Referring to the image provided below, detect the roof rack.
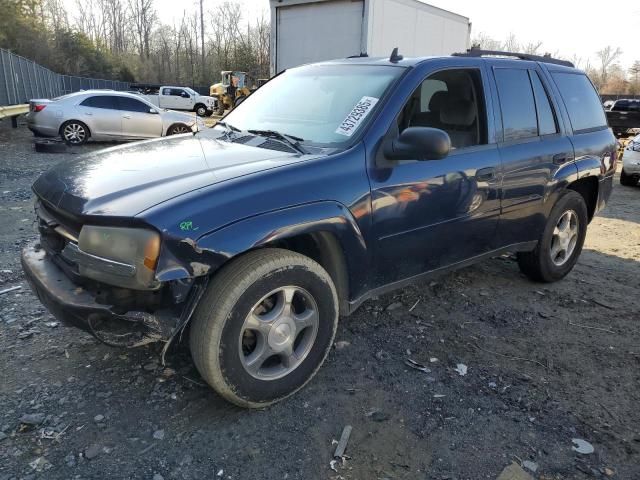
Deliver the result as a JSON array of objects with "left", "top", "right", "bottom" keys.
[{"left": 452, "top": 47, "right": 574, "bottom": 68}]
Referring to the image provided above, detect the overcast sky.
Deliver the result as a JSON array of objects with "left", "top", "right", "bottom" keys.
[{"left": 149, "top": 0, "right": 638, "bottom": 69}]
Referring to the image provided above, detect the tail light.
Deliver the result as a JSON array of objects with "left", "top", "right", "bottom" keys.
[{"left": 32, "top": 104, "right": 46, "bottom": 112}]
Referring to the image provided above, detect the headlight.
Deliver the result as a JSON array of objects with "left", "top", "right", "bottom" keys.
[{"left": 77, "top": 226, "right": 161, "bottom": 289}]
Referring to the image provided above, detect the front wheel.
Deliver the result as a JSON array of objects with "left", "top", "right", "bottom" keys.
[
  {"left": 195, "top": 104, "right": 208, "bottom": 117},
  {"left": 167, "top": 123, "right": 191, "bottom": 135},
  {"left": 189, "top": 249, "right": 339, "bottom": 408},
  {"left": 517, "top": 191, "right": 588, "bottom": 282}
]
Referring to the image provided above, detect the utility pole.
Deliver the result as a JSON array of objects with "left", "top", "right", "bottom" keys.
[{"left": 200, "top": 0, "right": 205, "bottom": 84}]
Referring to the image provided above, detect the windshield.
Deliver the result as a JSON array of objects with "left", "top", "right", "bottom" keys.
[
  {"left": 184, "top": 87, "right": 198, "bottom": 96},
  {"left": 223, "top": 64, "right": 404, "bottom": 145}
]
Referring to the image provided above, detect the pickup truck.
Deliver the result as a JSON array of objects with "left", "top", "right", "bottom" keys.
[
  {"left": 605, "top": 98, "right": 640, "bottom": 136},
  {"left": 22, "top": 49, "right": 616, "bottom": 408},
  {"left": 134, "top": 85, "right": 217, "bottom": 117}
]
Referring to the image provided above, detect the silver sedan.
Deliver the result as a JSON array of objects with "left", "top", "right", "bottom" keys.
[{"left": 26, "top": 90, "right": 205, "bottom": 145}]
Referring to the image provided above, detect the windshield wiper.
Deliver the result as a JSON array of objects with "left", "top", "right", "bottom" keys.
[
  {"left": 247, "top": 129, "right": 307, "bottom": 155},
  {"left": 215, "top": 121, "right": 241, "bottom": 139}
]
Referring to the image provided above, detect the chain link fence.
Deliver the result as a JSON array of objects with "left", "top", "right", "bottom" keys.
[{"left": 0, "top": 48, "right": 130, "bottom": 106}]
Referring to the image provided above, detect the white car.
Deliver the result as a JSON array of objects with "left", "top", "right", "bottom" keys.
[
  {"left": 621, "top": 134, "right": 640, "bottom": 186},
  {"left": 140, "top": 86, "right": 218, "bottom": 117},
  {"left": 27, "top": 91, "right": 205, "bottom": 145}
]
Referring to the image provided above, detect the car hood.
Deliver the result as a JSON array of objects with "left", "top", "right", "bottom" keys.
[{"left": 32, "top": 133, "right": 303, "bottom": 218}]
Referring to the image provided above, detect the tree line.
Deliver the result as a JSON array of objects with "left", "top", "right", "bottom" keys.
[
  {"left": 473, "top": 33, "right": 640, "bottom": 95},
  {"left": 0, "top": 0, "right": 270, "bottom": 87},
  {"left": 1, "top": 1, "right": 638, "bottom": 95}
]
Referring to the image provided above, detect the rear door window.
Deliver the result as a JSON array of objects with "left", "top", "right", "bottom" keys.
[
  {"left": 529, "top": 71, "right": 558, "bottom": 136},
  {"left": 118, "top": 97, "right": 152, "bottom": 113},
  {"left": 551, "top": 73, "right": 607, "bottom": 133},
  {"left": 80, "top": 95, "right": 118, "bottom": 110},
  {"left": 494, "top": 68, "right": 538, "bottom": 141}
]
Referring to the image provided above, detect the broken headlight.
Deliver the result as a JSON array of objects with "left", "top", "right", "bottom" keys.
[{"left": 77, "top": 226, "right": 161, "bottom": 290}]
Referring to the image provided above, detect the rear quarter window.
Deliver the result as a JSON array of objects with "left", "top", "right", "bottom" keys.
[{"left": 552, "top": 73, "right": 607, "bottom": 133}]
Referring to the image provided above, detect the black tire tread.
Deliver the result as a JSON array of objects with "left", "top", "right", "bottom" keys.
[{"left": 189, "top": 248, "right": 338, "bottom": 408}]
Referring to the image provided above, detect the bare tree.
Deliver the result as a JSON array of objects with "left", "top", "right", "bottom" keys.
[
  {"left": 129, "top": 0, "right": 155, "bottom": 58},
  {"left": 200, "top": 0, "right": 205, "bottom": 83},
  {"left": 596, "top": 46, "right": 622, "bottom": 88},
  {"left": 471, "top": 33, "right": 501, "bottom": 51},
  {"left": 503, "top": 33, "right": 519, "bottom": 52},
  {"left": 522, "top": 41, "right": 542, "bottom": 55}
]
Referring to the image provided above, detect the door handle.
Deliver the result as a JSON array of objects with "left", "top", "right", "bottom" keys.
[
  {"left": 476, "top": 167, "right": 496, "bottom": 181},
  {"left": 122, "top": 115, "right": 131, "bottom": 119},
  {"left": 553, "top": 153, "right": 570, "bottom": 164},
  {"left": 84, "top": 112, "right": 92, "bottom": 116}
]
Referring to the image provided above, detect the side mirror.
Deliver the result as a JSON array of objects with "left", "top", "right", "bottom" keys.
[
  {"left": 149, "top": 108, "right": 159, "bottom": 114},
  {"left": 384, "top": 127, "right": 451, "bottom": 161}
]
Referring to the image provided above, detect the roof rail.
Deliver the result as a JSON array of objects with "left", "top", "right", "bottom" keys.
[{"left": 452, "top": 47, "right": 574, "bottom": 68}]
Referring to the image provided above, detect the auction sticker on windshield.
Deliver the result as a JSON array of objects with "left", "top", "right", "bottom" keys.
[{"left": 335, "top": 96, "right": 379, "bottom": 137}]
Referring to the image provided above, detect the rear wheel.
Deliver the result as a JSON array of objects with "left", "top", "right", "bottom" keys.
[
  {"left": 517, "top": 191, "right": 588, "bottom": 282},
  {"left": 189, "top": 249, "right": 339, "bottom": 408},
  {"left": 167, "top": 123, "right": 191, "bottom": 135},
  {"left": 60, "top": 120, "right": 89, "bottom": 145},
  {"left": 620, "top": 169, "right": 637, "bottom": 186}
]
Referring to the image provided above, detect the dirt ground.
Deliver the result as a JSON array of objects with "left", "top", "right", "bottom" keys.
[{"left": 0, "top": 120, "right": 639, "bottom": 480}]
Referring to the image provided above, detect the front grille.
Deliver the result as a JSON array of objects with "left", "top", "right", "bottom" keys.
[{"left": 35, "top": 200, "right": 81, "bottom": 257}]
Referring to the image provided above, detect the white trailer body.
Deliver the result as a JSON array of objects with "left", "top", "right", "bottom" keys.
[{"left": 270, "top": 0, "right": 470, "bottom": 75}]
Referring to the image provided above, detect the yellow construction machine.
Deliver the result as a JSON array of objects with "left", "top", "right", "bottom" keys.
[{"left": 209, "top": 71, "right": 252, "bottom": 115}]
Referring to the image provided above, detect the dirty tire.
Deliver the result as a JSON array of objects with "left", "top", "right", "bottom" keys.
[
  {"left": 620, "top": 169, "right": 637, "bottom": 186},
  {"left": 34, "top": 139, "right": 68, "bottom": 153},
  {"left": 167, "top": 123, "right": 191, "bottom": 136},
  {"left": 517, "top": 190, "right": 588, "bottom": 282},
  {"left": 189, "top": 249, "right": 339, "bottom": 408}
]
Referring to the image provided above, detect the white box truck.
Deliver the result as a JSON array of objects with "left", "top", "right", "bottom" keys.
[{"left": 269, "top": 0, "right": 470, "bottom": 75}]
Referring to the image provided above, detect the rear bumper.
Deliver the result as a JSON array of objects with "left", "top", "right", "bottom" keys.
[
  {"left": 26, "top": 122, "right": 58, "bottom": 138},
  {"left": 21, "top": 242, "right": 176, "bottom": 347}
]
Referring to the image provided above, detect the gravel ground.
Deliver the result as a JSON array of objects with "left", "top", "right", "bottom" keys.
[{"left": 1, "top": 119, "right": 639, "bottom": 480}]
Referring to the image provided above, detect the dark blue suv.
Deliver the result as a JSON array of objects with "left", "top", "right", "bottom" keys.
[{"left": 22, "top": 49, "right": 616, "bottom": 407}]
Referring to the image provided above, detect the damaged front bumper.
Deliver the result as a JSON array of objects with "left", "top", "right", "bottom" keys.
[{"left": 21, "top": 241, "right": 200, "bottom": 348}]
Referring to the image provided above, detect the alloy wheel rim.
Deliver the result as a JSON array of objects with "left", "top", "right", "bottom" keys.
[
  {"left": 197, "top": 107, "right": 206, "bottom": 115},
  {"left": 239, "top": 286, "right": 319, "bottom": 380},
  {"left": 63, "top": 123, "right": 85, "bottom": 143},
  {"left": 550, "top": 209, "right": 579, "bottom": 266},
  {"left": 173, "top": 125, "right": 189, "bottom": 134}
]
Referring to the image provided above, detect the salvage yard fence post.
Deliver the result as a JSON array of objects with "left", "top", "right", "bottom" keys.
[{"left": 0, "top": 48, "right": 130, "bottom": 106}]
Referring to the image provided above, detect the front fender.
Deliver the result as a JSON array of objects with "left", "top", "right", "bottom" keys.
[{"left": 155, "top": 201, "right": 370, "bottom": 301}]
